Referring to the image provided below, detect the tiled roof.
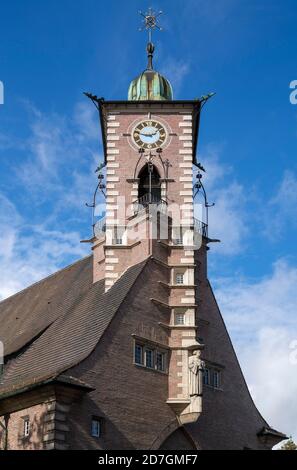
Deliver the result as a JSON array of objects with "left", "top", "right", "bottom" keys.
[
  {"left": 0, "top": 256, "right": 148, "bottom": 397},
  {"left": 0, "top": 255, "right": 93, "bottom": 357}
]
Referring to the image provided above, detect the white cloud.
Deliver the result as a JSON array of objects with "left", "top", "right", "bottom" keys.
[
  {"left": 18, "top": 100, "right": 99, "bottom": 198},
  {"left": 242, "top": 327, "right": 297, "bottom": 443},
  {"left": 207, "top": 181, "right": 247, "bottom": 254},
  {"left": 214, "top": 259, "right": 297, "bottom": 440},
  {"left": 73, "top": 101, "right": 100, "bottom": 142},
  {"left": 160, "top": 58, "right": 190, "bottom": 96},
  {"left": 0, "top": 99, "right": 100, "bottom": 299},
  {"left": 0, "top": 196, "right": 88, "bottom": 300},
  {"left": 272, "top": 170, "right": 297, "bottom": 212},
  {"left": 1, "top": 95, "right": 296, "bottom": 448},
  {"left": 262, "top": 170, "right": 297, "bottom": 241},
  {"left": 196, "top": 146, "right": 248, "bottom": 254}
]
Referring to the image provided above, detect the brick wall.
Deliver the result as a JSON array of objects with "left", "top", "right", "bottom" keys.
[
  {"left": 0, "top": 403, "right": 47, "bottom": 450},
  {"left": 66, "top": 253, "right": 269, "bottom": 450}
]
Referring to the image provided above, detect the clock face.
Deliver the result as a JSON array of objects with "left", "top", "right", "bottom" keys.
[{"left": 132, "top": 120, "right": 167, "bottom": 149}]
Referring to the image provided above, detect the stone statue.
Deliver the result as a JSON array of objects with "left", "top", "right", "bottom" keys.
[{"left": 188, "top": 350, "right": 205, "bottom": 396}]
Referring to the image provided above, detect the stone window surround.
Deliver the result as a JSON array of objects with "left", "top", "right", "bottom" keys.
[
  {"left": 171, "top": 307, "right": 195, "bottom": 327},
  {"left": 171, "top": 267, "right": 194, "bottom": 286}
]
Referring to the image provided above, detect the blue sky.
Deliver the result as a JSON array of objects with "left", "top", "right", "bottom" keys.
[{"left": 1, "top": 0, "right": 297, "bottom": 443}]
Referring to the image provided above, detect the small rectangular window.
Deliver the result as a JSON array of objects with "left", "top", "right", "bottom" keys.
[
  {"left": 172, "top": 227, "right": 183, "bottom": 245},
  {"left": 134, "top": 343, "right": 143, "bottom": 365},
  {"left": 175, "top": 273, "right": 184, "bottom": 285},
  {"left": 213, "top": 370, "right": 220, "bottom": 388},
  {"left": 113, "top": 226, "right": 124, "bottom": 245},
  {"left": 203, "top": 368, "right": 210, "bottom": 386},
  {"left": 91, "top": 417, "right": 101, "bottom": 438},
  {"left": 145, "top": 348, "right": 154, "bottom": 368},
  {"left": 23, "top": 418, "right": 30, "bottom": 437},
  {"left": 175, "top": 313, "right": 185, "bottom": 325},
  {"left": 156, "top": 351, "right": 165, "bottom": 372}
]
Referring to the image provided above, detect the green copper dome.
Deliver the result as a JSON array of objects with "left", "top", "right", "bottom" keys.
[{"left": 128, "top": 43, "right": 173, "bottom": 101}]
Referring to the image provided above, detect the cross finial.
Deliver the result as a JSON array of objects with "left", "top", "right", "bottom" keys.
[{"left": 139, "top": 8, "right": 163, "bottom": 43}]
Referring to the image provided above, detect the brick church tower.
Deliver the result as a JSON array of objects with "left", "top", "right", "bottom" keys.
[
  {"left": 86, "top": 26, "right": 212, "bottom": 425},
  {"left": 0, "top": 10, "right": 286, "bottom": 450}
]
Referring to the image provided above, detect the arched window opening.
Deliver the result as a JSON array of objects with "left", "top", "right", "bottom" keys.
[{"left": 138, "top": 164, "right": 161, "bottom": 204}]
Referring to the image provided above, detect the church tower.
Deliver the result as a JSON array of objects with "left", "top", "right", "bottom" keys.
[
  {"left": 85, "top": 10, "right": 213, "bottom": 426},
  {"left": 0, "top": 10, "right": 286, "bottom": 450}
]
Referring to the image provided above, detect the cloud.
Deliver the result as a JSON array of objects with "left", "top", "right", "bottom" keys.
[
  {"left": 5, "top": 99, "right": 104, "bottom": 239},
  {"left": 0, "top": 101, "right": 101, "bottom": 299},
  {"left": 1, "top": 94, "right": 296, "bottom": 446},
  {"left": 18, "top": 100, "right": 100, "bottom": 197},
  {"left": 213, "top": 259, "right": 297, "bottom": 440},
  {"left": 207, "top": 181, "right": 247, "bottom": 254},
  {"left": 262, "top": 170, "right": 297, "bottom": 241},
  {"left": 241, "top": 327, "right": 297, "bottom": 443},
  {"left": 160, "top": 58, "right": 190, "bottom": 96},
  {"left": 0, "top": 194, "right": 20, "bottom": 264},
  {"left": 73, "top": 101, "right": 100, "bottom": 142},
  {"left": 195, "top": 146, "right": 248, "bottom": 255},
  {"left": 0, "top": 194, "right": 88, "bottom": 300}
]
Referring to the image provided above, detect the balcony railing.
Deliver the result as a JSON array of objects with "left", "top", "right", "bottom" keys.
[
  {"left": 133, "top": 194, "right": 168, "bottom": 215},
  {"left": 193, "top": 218, "right": 208, "bottom": 238},
  {"left": 93, "top": 216, "right": 106, "bottom": 238},
  {"left": 93, "top": 215, "right": 208, "bottom": 240}
]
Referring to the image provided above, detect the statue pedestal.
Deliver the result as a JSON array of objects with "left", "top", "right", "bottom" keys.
[
  {"left": 166, "top": 398, "right": 191, "bottom": 415},
  {"left": 179, "top": 395, "right": 202, "bottom": 425}
]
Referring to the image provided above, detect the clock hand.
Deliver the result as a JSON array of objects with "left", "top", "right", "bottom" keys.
[{"left": 140, "top": 130, "right": 158, "bottom": 137}]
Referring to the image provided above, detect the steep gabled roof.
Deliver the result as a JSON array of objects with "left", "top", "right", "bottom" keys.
[
  {"left": 0, "top": 256, "right": 93, "bottom": 357},
  {"left": 0, "top": 256, "right": 148, "bottom": 398}
]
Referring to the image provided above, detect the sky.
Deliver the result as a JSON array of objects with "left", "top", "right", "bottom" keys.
[{"left": 0, "top": 0, "right": 297, "bottom": 445}]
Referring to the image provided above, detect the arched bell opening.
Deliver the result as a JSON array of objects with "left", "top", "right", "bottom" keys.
[{"left": 138, "top": 164, "right": 161, "bottom": 204}]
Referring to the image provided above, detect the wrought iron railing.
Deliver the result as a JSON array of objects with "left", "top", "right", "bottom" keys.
[
  {"left": 193, "top": 218, "right": 208, "bottom": 238},
  {"left": 93, "top": 216, "right": 106, "bottom": 238},
  {"left": 93, "top": 214, "right": 207, "bottom": 240},
  {"left": 133, "top": 193, "right": 168, "bottom": 214}
]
